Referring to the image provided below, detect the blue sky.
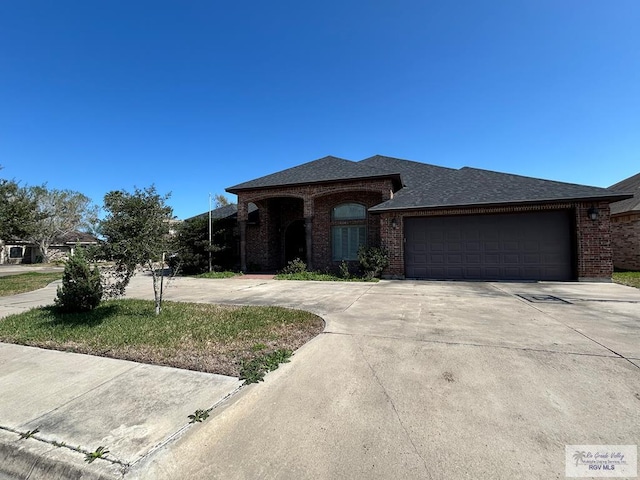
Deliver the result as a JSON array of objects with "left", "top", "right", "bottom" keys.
[{"left": 1, "top": 1, "right": 638, "bottom": 219}]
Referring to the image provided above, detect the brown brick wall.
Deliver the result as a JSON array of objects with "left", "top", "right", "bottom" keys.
[
  {"left": 238, "top": 179, "right": 393, "bottom": 271},
  {"left": 611, "top": 213, "right": 640, "bottom": 270},
  {"left": 574, "top": 201, "right": 612, "bottom": 279},
  {"left": 312, "top": 190, "right": 383, "bottom": 270}
]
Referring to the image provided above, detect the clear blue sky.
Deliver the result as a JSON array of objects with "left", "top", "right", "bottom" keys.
[{"left": 1, "top": 1, "right": 638, "bottom": 219}]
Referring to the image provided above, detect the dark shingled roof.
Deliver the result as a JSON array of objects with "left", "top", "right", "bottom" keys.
[
  {"left": 609, "top": 172, "right": 640, "bottom": 215},
  {"left": 226, "top": 154, "right": 630, "bottom": 211},
  {"left": 227, "top": 155, "right": 401, "bottom": 192},
  {"left": 186, "top": 203, "right": 258, "bottom": 222},
  {"left": 370, "top": 166, "right": 629, "bottom": 211}
]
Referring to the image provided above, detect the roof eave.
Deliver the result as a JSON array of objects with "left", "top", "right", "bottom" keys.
[
  {"left": 226, "top": 173, "right": 402, "bottom": 194},
  {"left": 368, "top": 193, "right": 634, "bottom": 213}
]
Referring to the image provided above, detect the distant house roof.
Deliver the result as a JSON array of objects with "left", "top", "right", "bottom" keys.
[
  {"left": 226, "top": 154, "right": 629, "bottom": 211},
  {"left": 226, "top": 155, "right": 402, "bottom": 192},
  {"left": 609, "top": 172, "right": 640, "bottom": 215},
  {"left": 53, "top": 231, "right": 99, "bottom": 245},
  {"left": 186, "top": 203, "right": 258, "bottom": 222}
]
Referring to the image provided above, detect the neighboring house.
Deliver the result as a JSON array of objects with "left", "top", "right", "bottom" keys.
[
  {"left": 226, "top": 155, "right": 630, "bottom": 281},
  {"left": 609, "top": 172, "right": 640, "bottom": 271},
  {"left": 0, "top": 231, "right": 99, "bottom": 265}
]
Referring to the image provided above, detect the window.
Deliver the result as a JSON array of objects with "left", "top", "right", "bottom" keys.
[
  {"left": 332, "top": 225, "right": 366, "bottom": 261},
  {"left": 9, "top": 247, "right": 23, "bottom": 259},
  {"left": 332, "top": 203, "right": 366, "bottom": 221},
  {"left": 331, "top": 203, "right": 367, "bottom": 261}
]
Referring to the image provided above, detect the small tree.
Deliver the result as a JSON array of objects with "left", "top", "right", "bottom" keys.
[
  {"left": 358, "top": 246, "right": 390, "bottom": 280},
  {"left": 55, "top": 248, "right": 103, "bottom": 313},
  {"left": 100, "top": 186, "right": 173, "bottom": 315}
]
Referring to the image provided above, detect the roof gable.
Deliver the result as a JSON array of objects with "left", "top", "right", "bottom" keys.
[
  {"left": 227, "top": 155, "right": 399, "bottom": 192},
  {"left": 609, "top": 172, "right": 640, "bottom": 215}
]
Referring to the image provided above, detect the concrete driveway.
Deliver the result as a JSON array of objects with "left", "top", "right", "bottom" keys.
[{"left": 121, "top": 277, "right": 640, "bottom": 480}]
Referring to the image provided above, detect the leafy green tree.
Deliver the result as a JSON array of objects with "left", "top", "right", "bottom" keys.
[
  {"left": 100, "top": 186, "right": 173, "bottom": 314},
  {"left": 55, "top": 248, "right": 103, "bottom": 313},
  {"left": 28, "top": 186, "right": 98, "bottom": 263},
  {"left": 0, "top": 176, "right": 39, "bottom": 241},
  {"left": 169, "top": 215, "right": 230, "bottom": 275}
]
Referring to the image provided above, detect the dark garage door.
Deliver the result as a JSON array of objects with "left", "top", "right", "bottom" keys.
[{"left": 404, "top": 211, "right": 573, "bottom": 280}]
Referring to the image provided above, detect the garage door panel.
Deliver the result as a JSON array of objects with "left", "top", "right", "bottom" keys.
[{"left": 405, "top": 211, "right": 573, "bottom": 281}]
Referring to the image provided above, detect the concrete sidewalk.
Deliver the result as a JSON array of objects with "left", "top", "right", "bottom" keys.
[{"left": 0, "top": 343, "right": 241, "bottom": 479}]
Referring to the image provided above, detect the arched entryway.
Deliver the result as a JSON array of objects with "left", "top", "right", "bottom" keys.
[{"left": 285, "top": 219, "right": 307, "bottom": 264}]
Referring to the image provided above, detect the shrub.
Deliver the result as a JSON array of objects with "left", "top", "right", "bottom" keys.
[
  {"left": 358, "top": 246, "right": 389, "bottom": 280},
  {"left": 55, "top": 249, "right": 103, "bottom": 313},
  {"left": 280, "top": 258, "right": 307, "bottom": 275},
  {"left": 338, "top": 260, "right": 350, "bottom": 279}
]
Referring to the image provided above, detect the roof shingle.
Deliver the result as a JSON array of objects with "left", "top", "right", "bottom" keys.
[{"left": 609, "top": 172, "right": 640, "bottom": 215}]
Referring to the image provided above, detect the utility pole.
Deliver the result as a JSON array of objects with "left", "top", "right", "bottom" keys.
[{"left": 208, "top": 193, "right": 212, "bottom": 272}]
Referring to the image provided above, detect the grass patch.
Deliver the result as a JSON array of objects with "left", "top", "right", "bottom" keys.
[
  {"left": 194, "top": 271, "right": 238, "bottom": 279},
  {"left": 0, "top": 272, "right": 63, "bottom": 297},
  {"left": 275, "top": 271, "right": 378, "bottom": 282},
  {"left": 0, "top": 299, "right": 323, "bottom": 377},
  {"left": 612, "top": 271, "right": 640, "bottom": 289}
]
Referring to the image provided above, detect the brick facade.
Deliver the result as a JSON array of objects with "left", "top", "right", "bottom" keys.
[
  {"left": 235, "top": 179, "right": 615, "bottom": 280},
  {"left": 611, "top": 213, "right": 640, "bottom": 270},
  {"left": 237, "top": 179, "right": 393, "bottom": 271}
]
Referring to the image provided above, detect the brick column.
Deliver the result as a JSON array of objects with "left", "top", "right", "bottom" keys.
[
  {"left": 305, "top": 217, "right": 313, "bottom": 270},
  {"left": 575, "top": 201, "right": 613, "bottom": 281},
  {"left": 303, "top": 198, "right": 314, "bottom": 270},
  {"left": 237, "top": 201, "right": 248, "bottom": 272}
]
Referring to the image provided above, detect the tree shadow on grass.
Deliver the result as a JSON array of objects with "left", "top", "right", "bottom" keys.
[{"left": 43, "top": 304, "right": 120, "bottom": 328}]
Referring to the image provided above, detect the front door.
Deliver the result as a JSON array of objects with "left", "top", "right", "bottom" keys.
[{"left": 285, "top": 219, "right": 307, "bottom": 265}]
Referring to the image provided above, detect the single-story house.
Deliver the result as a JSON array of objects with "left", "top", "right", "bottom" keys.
[
  {"left": 609, "top": 172, "right": 640, "bottom": 271},
  {"left": 226, "top": 155, "right": 631, "bottom": 281},
  {"left": 0, "top": 231, "right": 99, "bottom": 265}
]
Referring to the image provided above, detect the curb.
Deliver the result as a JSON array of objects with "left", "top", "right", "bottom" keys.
[{"left": 0, "top": 430, "right": 124, "bottom": 480}]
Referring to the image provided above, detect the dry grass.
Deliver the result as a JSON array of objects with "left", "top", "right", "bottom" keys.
[
  {"left": 0, "top": 272, "right": 62, "bottom": 296},
  {"left": 0, "top": 299, "right": 324, "bottom": 377}
]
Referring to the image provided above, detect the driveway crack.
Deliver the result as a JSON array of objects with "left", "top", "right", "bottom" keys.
[
  {"left": 353, "top": 336, "right": 433, "bottom": 479},
  {"left": 342, "top": 284, "right": 376, "bottom": 312}
]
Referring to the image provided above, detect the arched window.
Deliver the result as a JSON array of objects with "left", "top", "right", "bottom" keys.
[
  {"left": 332, "top": 203, "right": 366, "bottom": 221},
  {"left": 332, "top": 203, "right": 366, "bottom": 261}
]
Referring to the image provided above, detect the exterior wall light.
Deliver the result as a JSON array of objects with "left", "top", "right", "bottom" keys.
[
  {"left": 391, "top": 217, "right": 398, "bottom": 229},
  {"left": 587, "top": 206, "right": 599, "bottom": 221}
]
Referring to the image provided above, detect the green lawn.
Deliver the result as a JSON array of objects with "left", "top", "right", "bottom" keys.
[
  {"left": 612, "top": 271, "right": 640, "bottom": 289},
  {"left": 194, "top": 271, "right": 238, "bottom": 279},
  {"left": 0, "top": 299, "right": 323, "bottom": 377},
  {"left": 0, "top": 272, "right": 63, "bottom": 296},
  {"left": 275, "top": 271, "right": 378, "bottom": 282}
]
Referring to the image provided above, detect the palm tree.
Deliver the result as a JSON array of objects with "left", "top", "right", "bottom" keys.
[{"left": 573, "top": 451, "right": 587, "bottom": 467}]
